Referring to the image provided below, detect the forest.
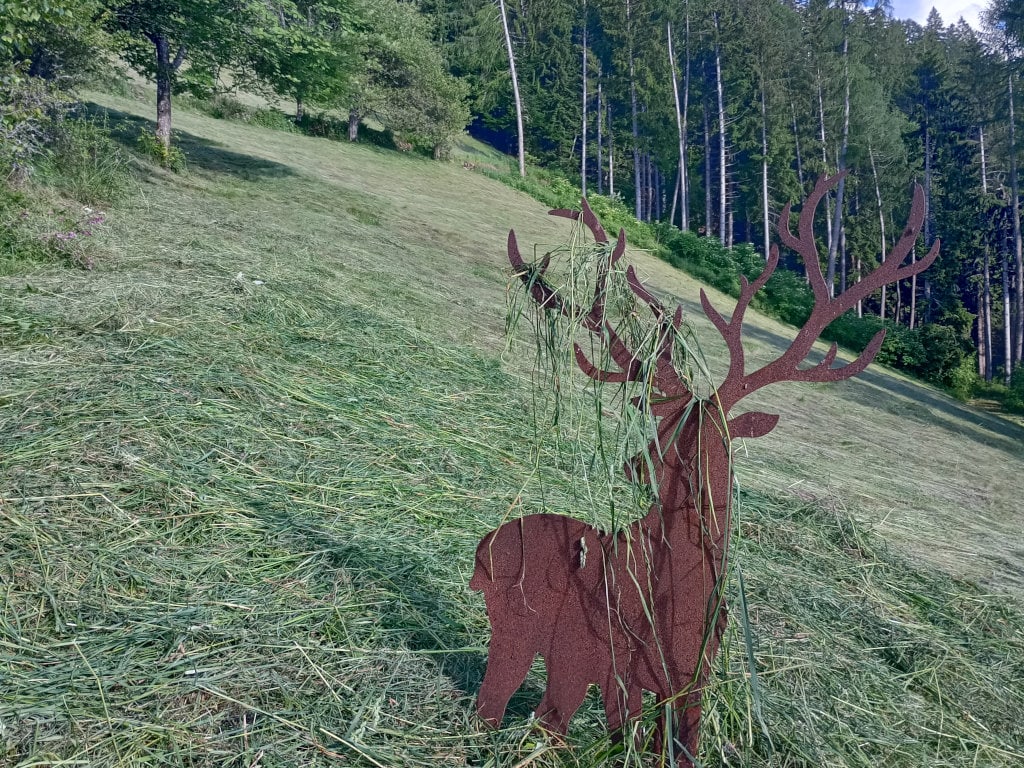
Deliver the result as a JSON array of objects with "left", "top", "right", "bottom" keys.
[{"left": 4, "top": 0, "right": 1024, "bottom": 408}]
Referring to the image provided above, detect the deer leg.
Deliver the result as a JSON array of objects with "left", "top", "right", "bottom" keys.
[
  {"left": 533, "top": 653, "right": 592, "bottom": 736},
  {"left": 476, "top": 629, "right": 537, "bottom": 728},
  {"left": 601, "top": 676, "right": 642, "bottom": 744}
]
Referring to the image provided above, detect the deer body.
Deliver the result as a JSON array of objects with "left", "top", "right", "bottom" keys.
[
  {"left": 472, "top": 405, "right": 775, "bottom": 750},
  {"left": 473, "top": 175, "right": 937, "bottom": 765}
]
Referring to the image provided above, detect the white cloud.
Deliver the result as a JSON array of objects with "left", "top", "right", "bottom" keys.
[{"left": 890, "top": 0, "right": 985, "bottom": 29}]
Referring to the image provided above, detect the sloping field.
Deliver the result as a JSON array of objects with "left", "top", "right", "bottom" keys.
[{"left": 1, "top": 90, "right": 1023, "bottom": 767}]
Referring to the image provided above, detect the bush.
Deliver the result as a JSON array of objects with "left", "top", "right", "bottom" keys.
[
  {"left": 0, "top": 69, "right": 70, "bottom": 181},
  {"left": 135, "top": 129, "right": 186, "bottom": 172},
  {"left": 249, "top": 107, "right": 297, "bottom": 132}
]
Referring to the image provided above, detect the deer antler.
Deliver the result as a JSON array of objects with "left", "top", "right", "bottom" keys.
[
  {"left": 707, "top": 173, "right": 939, "bottom": 411},
  {"left": 508, "top": 199, "right": 686, "bottom": 394}
]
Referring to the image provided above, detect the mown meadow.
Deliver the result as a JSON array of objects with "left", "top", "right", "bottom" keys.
[{"left": 2, "top": 88, "right": 1024, "bottom": 767}]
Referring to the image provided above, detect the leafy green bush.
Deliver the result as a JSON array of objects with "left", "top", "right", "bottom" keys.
[
  {"left": 135, "top": 129, "right": 185, "bottom": 172},
  {"left": 295, "top": 111, "right": 348, "bottom": 140},
  {"left": 0, "top": 69, "right": 70, "bottom": 180},
  {"left": 249, "top": 107, "right": 297, "bottom": 132}
]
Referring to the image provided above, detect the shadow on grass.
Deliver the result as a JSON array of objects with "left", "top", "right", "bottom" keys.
[
  {"left": 82, "top": 103, "right": 296, "bottom": 180},
  {"left": 249, "top": 501, "right": 541, "bottom": 723}
]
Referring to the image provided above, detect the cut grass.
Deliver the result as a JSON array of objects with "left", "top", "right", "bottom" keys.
[{"left": 1, "top": 85, "right": 1023, "bottom": 766}]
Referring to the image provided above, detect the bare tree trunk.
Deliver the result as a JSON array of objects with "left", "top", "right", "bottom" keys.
[
  {"left": 980, "top": 124, "right": 993, "bottom": 381},
  {"left": 682, "top": 5, "right": 691, "bottom": 230},
  {"left": 817, "top": 74, "right": 833, "bottom": 254},
  {"left": 498, "top": 0, "right": 526, "bottom": 177},
  {"left": 669, "top": 21, "right": 686, "bottom": 229},
  {"left": 151, "top": 34, "right": 186, "bottom": 150},
  {"left": 826, "top": 26, "right": 850, "bottom": 298},
  {"left": 295, "top": 96, "right": 304, "bottom": 122},
  {"left": 1004, "top": 248, "right": 1014, "bottom": 384},
  {"left": 1010, "top": 71, "right": 1023, "bottom": 366},
  {"left": 581, "top": 7, "right": 588, "bottom": 197},
  {"left": 348, "top": 109, "right": 359, "bottom": 141},
  {"left": 597, "top": 80, "right": 603, "bottom": 194},
  {"left": 924, "top": 121, "right": 933, "bottom": 247},
  {"left": 760, "top": 83, "right": 770, "bottom": 260},
  {"left": 792, "top": 100, "right": 804, "bottom": 189},
  {"left": 984, "top": 246, "right": 993, "bottom": 381},
  {"left": 978, "top": 281, "right": 987, "bottom": 379},
  {"left": 670, "top": 167, "right": 680, "bottom": 225},
  {"left": 627, "top": 0, "right": 641, "bottom": 220},
  {"left": 980, "top": 124, "right": 988, "bottom": 194},
  {"left": 870, "top": 147, "right": 887, "bottom": 320},
  {"left": 910, "top": 248, "right": 918, "bottom": 331},
  {"left": 608, "top": 101, "right": 615, "bottom": 196},
  {"left": 714, "top": 14, "right": 726, "bottom": 247},
  {"left": 704, "top": 86, "right": 712, "bottom": 236}
]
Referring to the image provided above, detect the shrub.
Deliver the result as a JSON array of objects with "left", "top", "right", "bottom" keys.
[
  {"left": 249, "top": 107, "right": 297, "bottom": 133},
  {"left": 135, "top": 129, "right": 186, "bottom": 172},
  {"left": 913, "top": 322, "right": 974, "bottom": 387},
  {"left": 0, "top": 69, "right": 70, "bottom": 181}
]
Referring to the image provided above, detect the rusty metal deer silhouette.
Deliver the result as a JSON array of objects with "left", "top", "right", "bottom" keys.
[{"left": 471, "top": 173, "right": 938, "bottom": 765}]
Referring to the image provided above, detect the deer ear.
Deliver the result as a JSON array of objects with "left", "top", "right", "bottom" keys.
[{"left": 728, "top": 411, "right": 779, "bottom": 439}]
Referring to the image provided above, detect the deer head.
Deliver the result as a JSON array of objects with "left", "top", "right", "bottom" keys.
[{"left": 510, "top": 172, "right": 938, "bottom": 509}]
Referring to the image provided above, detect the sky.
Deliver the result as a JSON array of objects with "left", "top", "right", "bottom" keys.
[{"left": 888, "top": 0, "right": 986, "bottom": 29}]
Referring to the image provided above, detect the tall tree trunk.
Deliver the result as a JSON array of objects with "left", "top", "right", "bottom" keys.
[
  {"left": 704, "top": 87, "right": 712, "bottom": 236},
  {"left": 760, "top": 83, "right": 770, "bottom": 260},
  {"left": 923, "top": 120, "right": 933, "bottom": 247},
  {"left": 817, "top": 74, "right": 833, "bottom": 254},
  {"left": 348, "top": 109, "right": 359, "bottom": 141},
  {"left": 152, "top": 34, "right": 185, "bottom": 150},
  {"left": 295, "top": 96, "right": 304, "bottom": 122},
  {"left": 1010, "top": 70, "right": 1023, "bottom": 366},
  {"left": 869, "top": 147, "right": 887, "bottom": 320},
  {"left": 628, "top": 0, "right": 641, "bottom": 220},
  {"left": 608, "top": 101, "right": 615, "bottom": 196},
  {"left": 826, "top": 27, "right": 851, "bottom": 298},
  {"left": 980, "top": 124, "right": 988, "bottom": 194},
  {"left": 1004, "top": 248, "right": 1014, "bottom": 384},
  {"left": 910, "top": 249, "right": 918, "bottom": 330},
  {"left": 682, "top": 5, "right": 691, "bottom": 230},
  {"left": 977, "top": 281, "right": 987, "bottom": 379},
  {"left": 597, "top": 80, "right": 603, "bottom": 194},
  {"left": 985, "top": 246, "right": 994, "bottom": 381},
  {"left": 714, "top": 15, "right": 726, "bottom": 247},
  {"left": 581, "top": 7, "right": 588, "bottom": 197},
  {"left": 498, "top": 0, "right": 526, "bottom": 177},
  {"left": 980, "top": 124, "right": 993, "bottom": 382},
  {"left": 668, "top": 21, "right": 686, "bottom": 230},
  {"left": 670, "top": 168, "right": 680, "bottom": 226},
  {"left": 792, "top": 100, "right": 804, "bottom": 189}
]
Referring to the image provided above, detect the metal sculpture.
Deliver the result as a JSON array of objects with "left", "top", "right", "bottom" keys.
[{"left": 471, "top": 173, "right": 938, "bottom": 764}]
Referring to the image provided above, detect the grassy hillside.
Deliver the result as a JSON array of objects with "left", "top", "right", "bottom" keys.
[{"left": 1, "top": 89, "right": 1023, "bottom": 767}]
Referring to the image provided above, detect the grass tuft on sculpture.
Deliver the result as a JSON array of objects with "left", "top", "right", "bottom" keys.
[{"left": 470, "top": 173, "right": 938, "bottom": 766}]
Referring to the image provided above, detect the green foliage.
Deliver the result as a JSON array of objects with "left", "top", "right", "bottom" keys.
[
  {"left": 0, "top": 69, "right": 69, "bottom": 180},
  {"left": 135, "top": 129, "right": 185, "bottom": 172},
  {"left": 0, "top": 185, "right": 51, "bottom": 270},
  {"left": 662, "top": 227, "right": 977, "bottom": 394},
  {"left": 348, "top": 0, "right": 470, "bottom": 156},
  {"left": 245, "top": 0, "right": 355, "bottom": 113},
  {"left": 35, "top": 116, "right": 132, "bottom": 204}
]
